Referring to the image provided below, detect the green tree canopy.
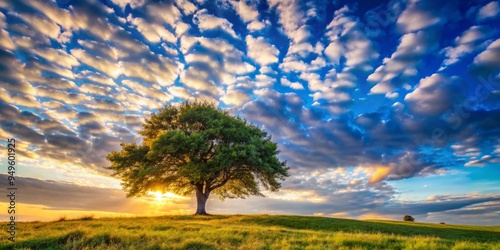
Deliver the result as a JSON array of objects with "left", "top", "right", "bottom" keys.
[
  {"left": 403, "top": 215, "right": 415, "bottom": 222},
  {"left": 106, "top": 102, "right": 289, "bottom": 215}
]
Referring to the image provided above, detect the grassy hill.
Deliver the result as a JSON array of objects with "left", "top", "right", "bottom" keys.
[{"left": 1, "top": 215, "right": 499, "bottom": 249}]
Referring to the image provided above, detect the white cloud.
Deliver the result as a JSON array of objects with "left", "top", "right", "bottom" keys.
[
  {"left": 78, "top": 71, "right": 116, "bottom": 87},
  {"left": 175, "top": 22, "right": 190, "bottom": 37},
  {"left": 119, "top": 54, "right": 179, "bottom": 87},
  {"left": 247, "top": 20, "right": 267, "bottom": 31},
  {"left": 34, "top": 77, "right": 77, "bottom": 90},
  {"left": 0, "top": 88, "right": 10, "bottom": 103},
  {"left": 268, "top": 0, "right": 308, "bottom": 44},
  {"left": 343, "top": 36, "right": 378, "bottom": 69},
  {"left": 255, "top": 74, "right": 276, "bottom": 88},
  {"left": 10, "top": 36, "right": 43, "bottom": 50},
  {"left": 112, "top": 90, "right": 164, "bottom": 111},
  {"left": 0, "top": 12, "right": 5, "bottom": 29},
  {"left": 221, "top": 90, "right": 251, "bottom": 106},
  {"left": 397, "top": 2, "right": 441, "bottom": 33},
  {"left": 441, "top": 26, "right": 491, "bottom": 68},
  {"left": 281, "top": 77, "right": 304, "bottom": 90},
  {"left": 80, "top": 84, "right": 112, "bottom": 96},
  {"left": 0, "top": 14, "right": 14, "bottom": 51},
  {"left": 180, "top": 65, "right": 224, "bottom": 96},
  {"left": 246, "top": 35, "right": 279, "bottom": 65},
  {"left": 456, "top": 26, "right": 491, "bottom": 45},
  {"left": 168, "top": 86, "right": 193, "bottom": 100},
  {"left": 146, "top": 2, "right": 182, "bottom": 27},
  {"left": 175, "top": 0, "right": 197, "bottom": 15},
  {"left": 28, "top": 0, "right": 151, "bottom": 61},
  {"left": 464, "top": 155, "right": 493, "bottom": 167},
  {"left": 287, "top": 42, "right": 315, "bottom": 58},
  {"left": 28, "top": 0, "right": 73, "bottom": 30},
  {"left": 311, "top": 56, "right": 326, "bottom": 69},
  {"left": 324, "top": 40, "right": 343, "bottom": 64},
  {"left": 324, "top": 5, "right": 378, "bottom": 70},
  {"left": 0, "top": 30, "right": 15, "bottom": 51},
  {"left": 34, "top": 60, "right": 75, "bottom": 80},
  {"left": 71, "top": 49, "right": 121, "bottom": 78},
  {"left": 477, "top": 1, "right": 500, "bottom": 21},
  {"left": 260, "top": 66, "right": 277, "bottom": 75},
  {"left": 268, "top": 0, "right": 318, "bottom": 72},
  {"left": 34, "top": 48, "right": 80, "bottom": 69},
  {"left": 404, "top": 73, "right": 455, "bottom": 116},
  {"left": 16, "top": 13, "right": 61, "bottom": 39},
  {"left": 179, "top": 35, "right": 199, "bottom": 54},
  {"left": 57, "top": 30, "right": 72, "bottom": 44},
  {"left": 86, "top": 99, "right": 124, "bottom": 112},
  {"left": 111, "top": 0, "right": 146, "bottom": 9},
  {"left": 301, "top": 72, "right": 325, "bottom": 92},
  {"left": 326, "top": 71, "right": 357, "bottom": 89},
  {"left": 311, "top": 89, "right": 351, "bottom": 103},
  {"left": 231, "top": 0, "right": 259, "bottom": 23},
  {"left": 9, "top": 94, "right": 42, "bottom": 109},
  {"left": 385, "top": 92, "right": 399, "bottom": 99},
  {"left": 473, "top": 38, "right": 500, "bottom": 68},
  {"left": 280, "top": 56, "right": 309, "bottom": 72},
  {"left": 36, "top": 87, "right": 90, "bottom": 105},
  {"left": 77, "top": 40, "right": 121, "bottom": 60},
  {"left": 184, "top": 53, "right": 219, "bottom": 69},
  {"left": 370, "top": 82, "right": 393, "bottom": 94},
  {"left": 129, "top": 17, "right": 176, "bottom": 44},
  {"left": 367, "top": 31, "right": 438, "bottom": 90},
  {"left": 121, "top": 79, "right": 172, "bottom": 101},
  {"left": 443, "top": 44, "right": 475, "bottom": 64},
  {"left": 193, "top": 9, "right": 238, "bottom": 38},
  {"left": 182, "top": 37, "right": 254, "bottom": 90}
]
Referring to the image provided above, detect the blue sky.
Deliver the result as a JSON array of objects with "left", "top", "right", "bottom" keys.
[{"left": 1, "top": 0, "right": 500, "bottom": 225}]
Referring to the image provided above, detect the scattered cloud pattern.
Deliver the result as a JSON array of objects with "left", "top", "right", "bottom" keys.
[{"left": 0, "top": 0, "right": 499, "bottom": 224}]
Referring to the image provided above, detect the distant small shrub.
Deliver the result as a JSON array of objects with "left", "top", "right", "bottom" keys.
[
  {"left": 403, "top": 215, "right": 414, "bottom": 222},
  {"left": 78, "top": 215, "right": 94, "bottom": 221},
  {"left": 57, "top": 216, "right": 67, "bottom": 222},
  {"left": 439, "top": 222, "right": 446, "bottom": 224}
]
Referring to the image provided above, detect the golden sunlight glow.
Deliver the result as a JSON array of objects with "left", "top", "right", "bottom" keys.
[
  {"left": 369, "top": 166, "right": 391, "bottom": 184},
  {"left": 267, "top": 190, "right": 326, "bottom": 203},
  {"left": 358, "top": 213, "right": 394, "bottom": 221},
  {"left": 147, "top": 191, "right": 188, "bottom": 203}
]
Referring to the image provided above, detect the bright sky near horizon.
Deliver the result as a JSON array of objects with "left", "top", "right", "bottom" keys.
[{"left": 0, "top": 0, "right": 500, "bottom": 225}]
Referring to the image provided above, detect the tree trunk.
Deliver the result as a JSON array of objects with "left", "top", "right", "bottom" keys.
[{"left": 195, "top": 188, "right": 209, "bottom": 215}]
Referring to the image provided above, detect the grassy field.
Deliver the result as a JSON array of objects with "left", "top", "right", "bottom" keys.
[{"left": 1, "top": 215, "right": 499, "bottom": 249}]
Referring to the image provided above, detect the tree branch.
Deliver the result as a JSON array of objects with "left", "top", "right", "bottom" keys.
[
  {"left": 200, "top": 141, "right": 215, "bottom": 163},
  {"left": 209, "top": 168, "right": 234, "bottom": 190}
]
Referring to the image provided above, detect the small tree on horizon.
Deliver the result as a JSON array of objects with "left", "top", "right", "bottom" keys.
[
  {"left": 403, "top": 215, "right": 415, "bottom": 222},
  {"left": 106, "top": 102, "right": 289, "bottom": 215}
]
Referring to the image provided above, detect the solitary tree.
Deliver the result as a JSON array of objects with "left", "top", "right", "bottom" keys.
[
  {"left": 403, "top": 215, "right": 415, "bottom": 222},
  {"left": 106, "top": 102, "right": 289, "bottom": 215}
]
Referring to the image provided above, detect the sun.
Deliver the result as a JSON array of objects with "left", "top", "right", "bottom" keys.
[
  {"left": 153, "top": 191, "right": 164, "bottom": 201},
  {"left": 147, "top": 191, "right": 187, "bottom": 204},
  {"left": 148, "top": 191, "right": 168, "bottom": 203}
]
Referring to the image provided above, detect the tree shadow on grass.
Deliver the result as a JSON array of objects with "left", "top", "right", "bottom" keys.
[{"left": 241, "top": 215, "right": 500, "bottom": 243}]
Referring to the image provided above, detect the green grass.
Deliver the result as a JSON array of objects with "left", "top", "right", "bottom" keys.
[{"left": 1, "top": 215, "right": 499, "bottom": 249}]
